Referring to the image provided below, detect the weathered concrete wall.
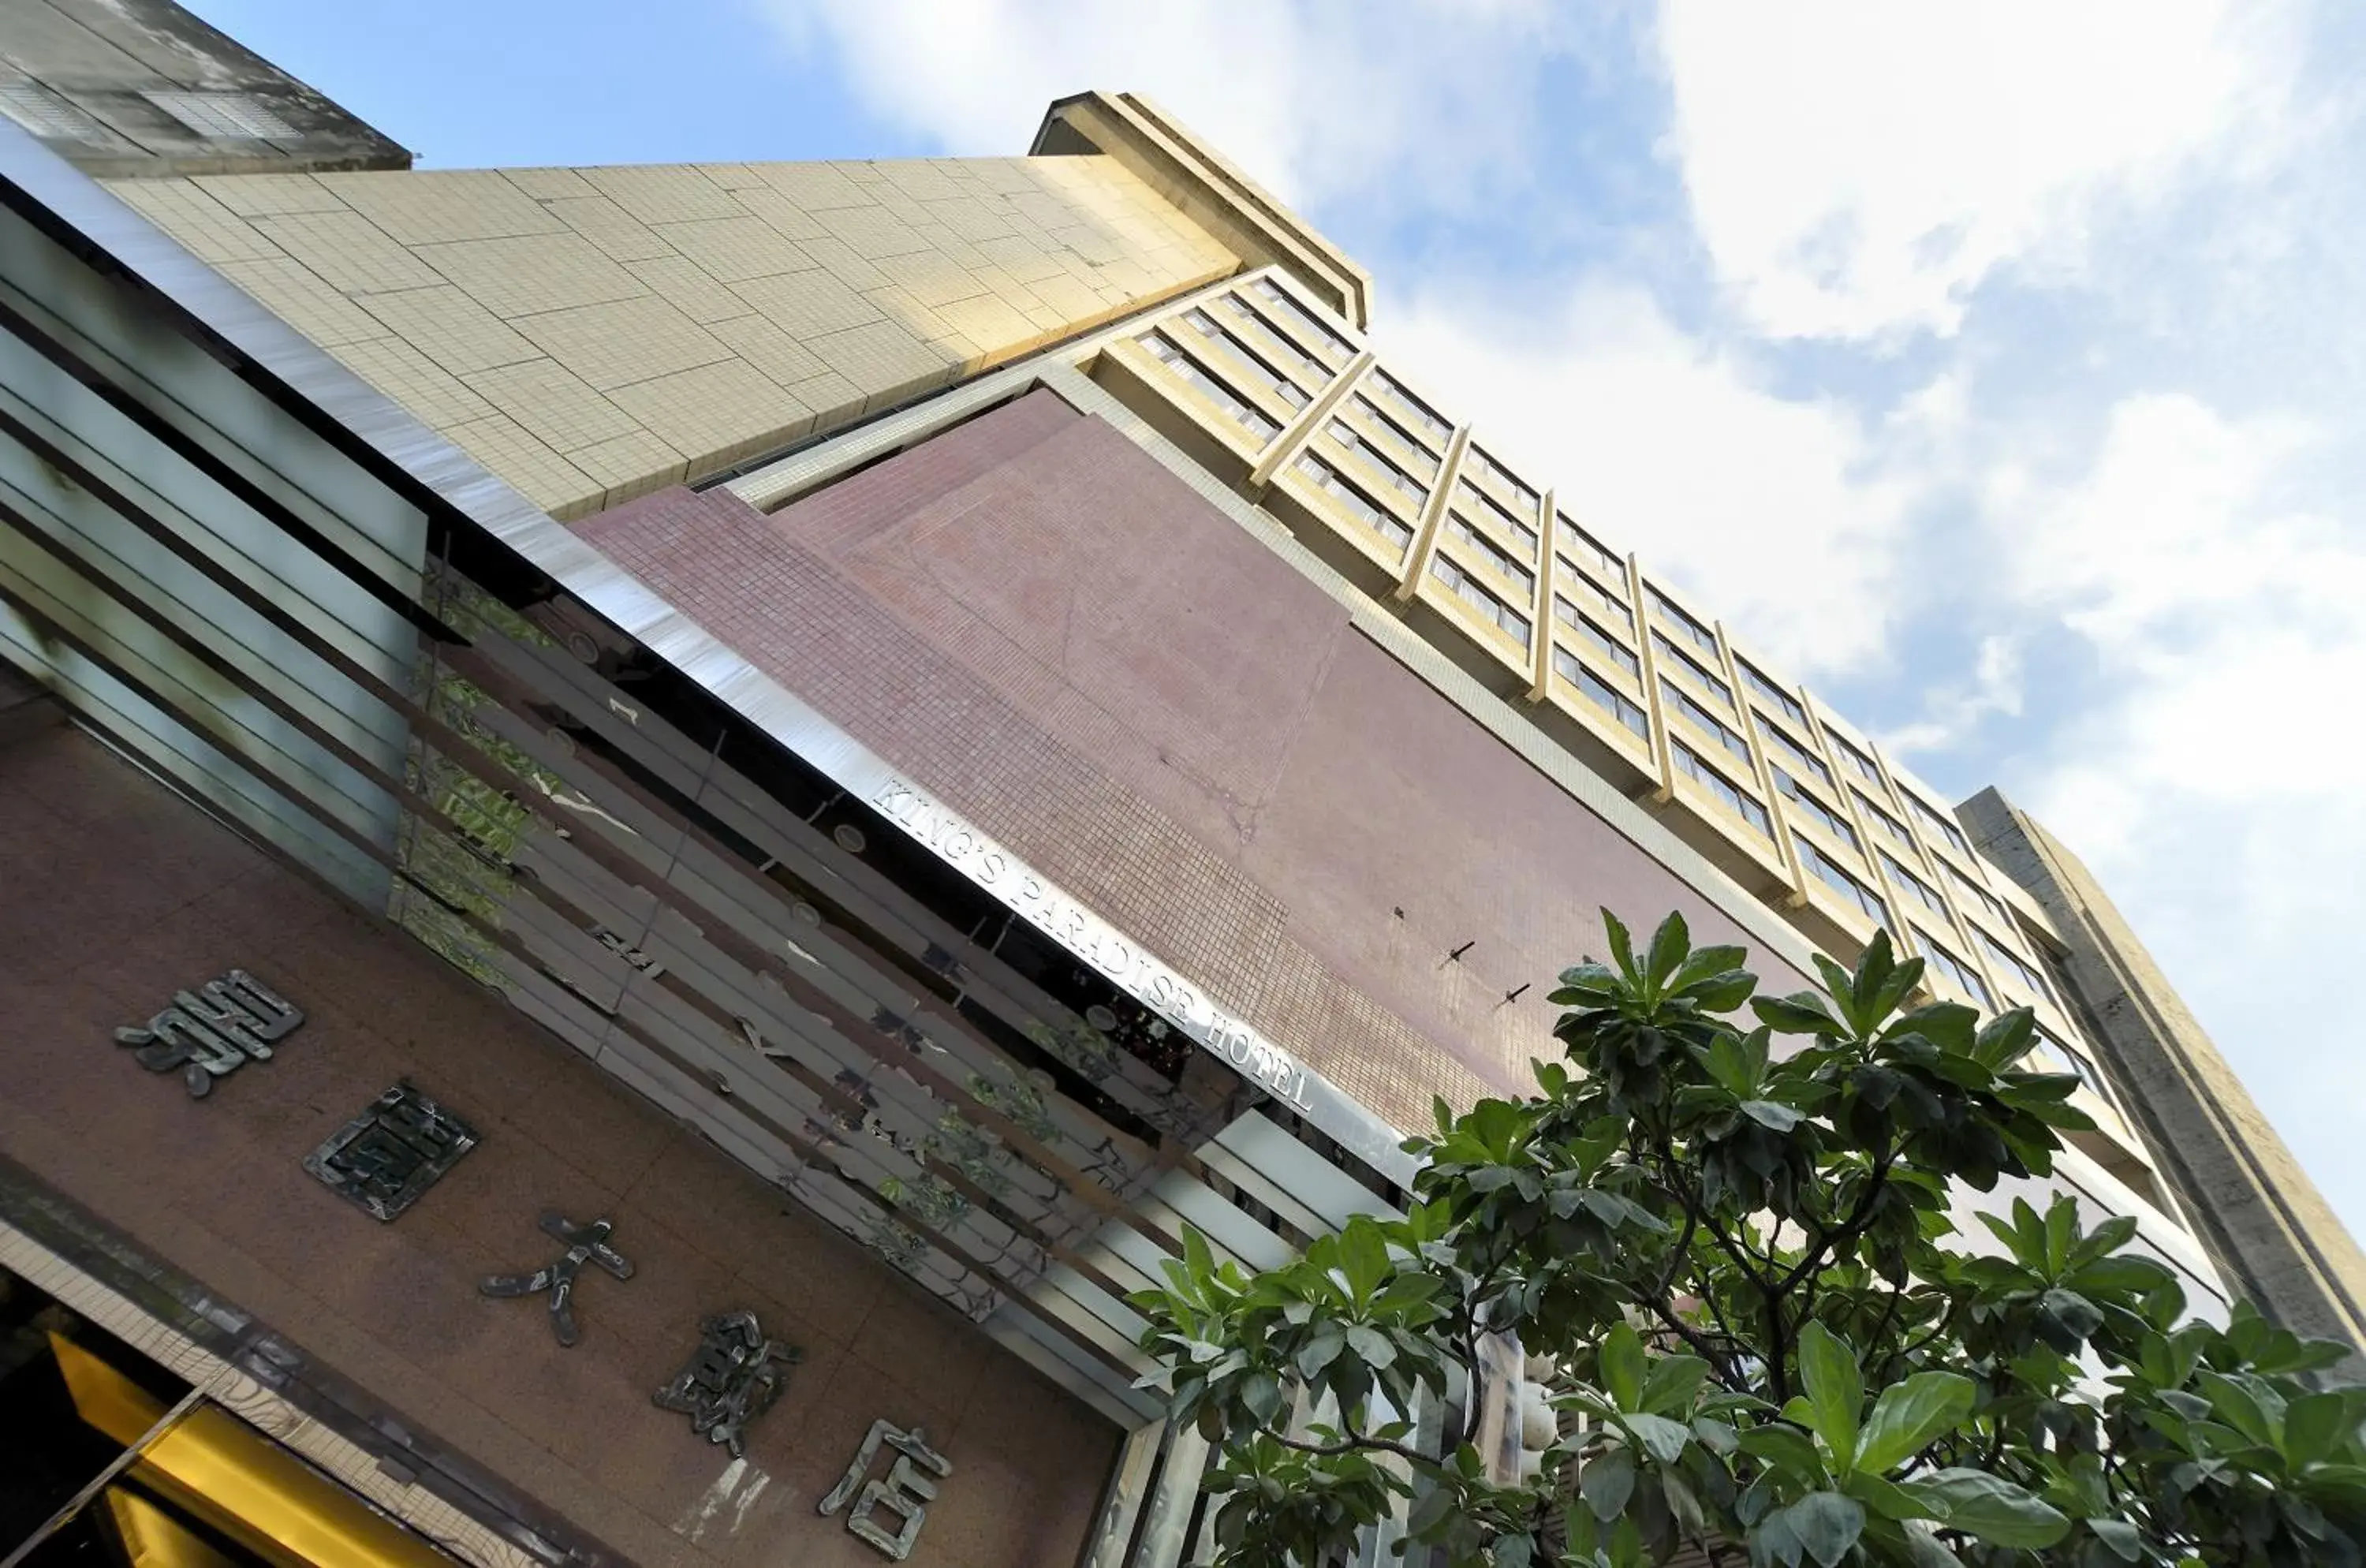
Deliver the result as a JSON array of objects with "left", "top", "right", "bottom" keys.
[
  {"left": 0, "top": 0, "right": 410, "bottom": 174},
  {"left": 1964, "top": 786, "right": 2366, "bottom": 1370},
  {"left": 106, "top": 156, "right": 1237, "bottom": 517}
]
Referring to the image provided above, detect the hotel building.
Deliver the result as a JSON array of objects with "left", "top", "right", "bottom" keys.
[{"left": 0, "top": 2, "right": 2357, "bottom": 1564}]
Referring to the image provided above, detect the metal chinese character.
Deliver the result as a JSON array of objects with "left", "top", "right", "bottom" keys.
[
  {"left": 819, "top": 1420, "right": 953, "bottom": 1560},
  {"left": 652, "top": 1311, "right": 799, "bottom": 1456},
  {"left": 478, "top": 1212, "right": 632, "bottom": 1346},
  {"left": 304, "top": 1081, "right": 478, "bottom": 1221},
  {"left": 114, "top": 969, "right": 302, "bottom": 1097}
]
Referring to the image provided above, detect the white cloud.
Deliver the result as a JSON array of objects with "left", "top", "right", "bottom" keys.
[
  {"left": 1383, "top": 281, "right": 1922, "bottom": 675},
  {"left": 1995, "top": 393, "right": 2366, "bottom": 1232},
  {"left": 759, "top": 0, "right": 1563, "bottom": 215},
  {"left": 1656, "top": 0, "right": 2301, "bottom": 340},
  {"left": 1882, "top": 633, "right": 2022, "bottom": 756}
]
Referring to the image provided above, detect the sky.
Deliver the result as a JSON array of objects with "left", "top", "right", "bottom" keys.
[{"left": 189, "top": 0, "right": 2366, "bottom": 1239}]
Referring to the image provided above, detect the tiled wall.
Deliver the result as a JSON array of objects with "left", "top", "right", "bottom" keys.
[{"left": 105, "top": 156, "right": 1237, "bottom": 517}]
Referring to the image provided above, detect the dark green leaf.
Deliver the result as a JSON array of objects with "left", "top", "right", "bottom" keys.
[
  {"left": 1797, "top": 1323, "right": 1863, "bottom": 1466},
  {"left": 1641, "top": 1353, "right": 1711, "bottom": 1417},
  {"left": 1785, "top": 1491, "right": 1867, "bottom": 1568},
  {"left": 1581, "top": 1447, "right": 1636, "bottom": 1521},
  {"left": 1345, "top": 1323, "right": 1396, "bottom": 1371},
  {"left": 1739, "top": 1422, "right": 1824, "bottom": 1483},
  {"left": 1600, "top": 1321, "right": 1645, "bottom": 1412},
  {"left": 1645, "top": 911, "right": 1691, "bottom": 990},
  {"left": 1756, "top": 992, "right": 1842, "bottom": 1037},
  {"left": 2084, "top": 1518, "right": 2143, "bottom": 1562},
  {"left": 1741, "top": 1099, "right": 1804, "bottom": 1132},
  {"left": 1624, "top": 1412, "right": 1692, "bottom": 1464},
  {"left": 1854, "top": 1371, "right": 1974, "bottom": 1474},
  {"left": 1900, "top": 1469, "right": 2071, "bottom": 1548}
]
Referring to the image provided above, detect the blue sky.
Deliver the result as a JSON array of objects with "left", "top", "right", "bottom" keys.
[{"left": 194, "top": 0, "right": 2366, "bottom": 1240}]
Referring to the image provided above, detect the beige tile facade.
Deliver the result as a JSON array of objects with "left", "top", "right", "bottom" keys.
[{"left": 106, "top": 156, "right": 1238, "bottom": 517}]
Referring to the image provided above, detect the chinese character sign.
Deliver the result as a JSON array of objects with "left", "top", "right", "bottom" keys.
[
  {"left": 820, "top": 1420, "right": 953, "bottom": 1561},
  {"left": 652, "top": 1311, "right": 798, "bottom": 1456},
  {"left": 479, "top": 1213, "right": 633, "bottom": 1346},
  {"left": 114, "top": 969, "right": 302, "bottom": 1097},
  {"left": 304, "top": 1081, "right": 478, "bottom": 1221}
]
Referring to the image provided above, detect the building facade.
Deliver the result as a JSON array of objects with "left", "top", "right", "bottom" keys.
[{"left": 0, "top": 3, "right": 2358, "bottom": 1565}]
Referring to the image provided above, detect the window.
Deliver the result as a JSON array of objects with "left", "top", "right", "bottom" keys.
[
  {"left": 1347, "top": 394, "right": 1441, "bottom": 480},
  {"left": 1442, "top": 513, "right": 1536, "bottom": 594},
  {"left": 1369, "top": 369, "right": 1452, "bottom": 444},
  {"left": 1912, "top": 928, "right": 1995, "bottom": 1009},
  {"left": 1648, "top": 587, "right": 1719, "bottom": 655},
  {"left": 1881, "top": 853, "right": 1948, "bottom": 919},
  {"left": 1556, "top": 514, "right": 1623, "bottom": 581},
  {"left": 1430, "top": 554, "right": 1532, "bottom": 644},
  {"left": 1977, "top": 928, "right": 2057, "bottom": 1006},
  {"left": 1556, "top": 648, "right": 1649, "bottom": 737},
  {"left": 1561, "top": 560, "right": 1633, "bottom": 627},
  {"left": 1294, "top": 454, "right": 1410, "bottom": 547},
  {"left": 1454, "top": 480, "right": 1540, "bottom": 561},
  {"left": 1218, "top": 293, "right": 1327, "bottom": 385},
  {"left": 1464, "top": 447, "right": 1542, "bottom": 516},
  {"left": 1662, "top": 679, "right": 1752, "bottom": 764},
  {"left": 2037, "top": 1026, "right": 2115, "bottom": 1105},
  {"left": 1796, "top": 833, "right": 1888, "bottom": 923},
  {"left": 1904, "top": 793, "right": 1973, "bottom": 858},
  {"left": 1182, "top": 308, "right": 1310, "bottom": 409},
  {"left": 1252, "top": 276, "right": 1357, "bottom": 360},
  {"left": 1650, "top": 632, "right": 1735, "bottom": 710},
  {"left": 142, "top": 89, "right": 297, "bottom": 140},
  {"left": 1673, "top": 741, "right": 1772, "bottom": 837},
  {"left": 1140, "top": 333, "right": 1280, "bottom": 440},
  {"left": 1554, "top": 599, "right": 1640, "bottom": 678},
  {"left": 1856, "top": 790, "right": 1915, "bottom": 852},
  {"left": 1741, "top": 663, "right": 1809, "bottom": 728},
  {"left": 1327, "top": 419, "right": 1429, "bottom": 509},
  {"left": 1831, "top": 732, "right": 1885, "bottom": 789},
  {"left": 1772, "top": 767, "right": 1860, "bottom": 853},
  {"left": 1946, "top": 864, "right": 2012, "bottom": 924},
  {"left": 1755, "top": 714, "right": 1835, "bottom": 789}
]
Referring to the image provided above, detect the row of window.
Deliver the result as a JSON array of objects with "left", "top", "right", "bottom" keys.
[
  {"left": 1250, "top": 277, "right": 1357, "bottom": 363},
  {"left": 1883, "top": 852, "right": 1947, "bottom": 919},
  {"left": 1217, "top": 293, "right": 1327, "bottom": 389},
  {"left": 1562, "top": 559, "right": 1632, "bottom": 625},
  {"left": 1430, "top": 554, "right": 1532, "bottom": 644},
  {"left": 1442, "top": 513, "right": 1535, "bottom": 595},
  {"left": 1673, "top": 739, "right": 1772, "bottom": 837},
  {"left": 1797, "top": 832, "right": 1887, "bottom": 924},
  {"left": 1345, "top": 393, "right": 1441, "bottom": 482},
  {"left": 1648, "top": 587, "right": 1719, "bottom": 656},
  {"left": 1947, "top": 862, "right": 2012, "bottom": 924},
  {"left": 1328, "top": 419, "right": 1429, "bottom": 510},
  {"left": 1140, "top": 332, "right": 1281, "bottom": 442},
  {"left": 1663, "top": 678, "right": 1750, "bottom": 764},
  {"left": 1455, "top": 478, "right": 1541, "bottom": 562},
  {"left": 1912, "top": 927, "right": 1995, "bottom": 1010},
  {"left": 1905, "top": 791, "right": 1973, "bottom": 859},
  {"left": 1756, "top": 712, "right": 1834, "bottom": 790},
  {"left": 1772, "top": 767, "right": 1858, "bottom": 853},
  {"left": 1554, "top": 598, "right": 1639, "bottom": 678},
  {"left": 1462, "top": 446, "right": 1542, "bottom": 517},
  {"left": 1557, "top": 516, "right": 1623, "bottom": 582},
  {"left": 1294, "top": 453, "right": 1411, "bottom": 549},
  {"left": 1368, "top": 368, "right": 1452, "bottom": 446},
  {"left": 1181, "top": 308, "right": 1310, "bottom": 413},
  {"left": 1651, "top": 631, "right": 1734, "bottom": 710},
  {"left": 1857, "top": 789, "right": 1914, "bottom": 853},
  {"left": 1977, "top": 926, "right": 2055, "bottom": 1005},
  {"left": 1743, "top": 661, "right": 1808, "bottom": 727},
  {"left": 1556, "top": 647, "right": 1650, "bottom": 737}
]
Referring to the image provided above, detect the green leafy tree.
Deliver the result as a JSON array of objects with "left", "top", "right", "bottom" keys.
[{"left": 1134, "top": 913, "right": 2364, "bottom": 1567}]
